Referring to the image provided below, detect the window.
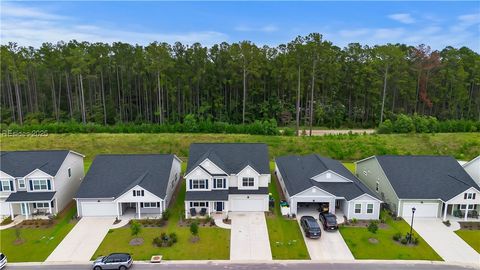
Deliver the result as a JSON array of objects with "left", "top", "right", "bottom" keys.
[
  {"left": 354, "top": 204, "right": 362, "bottom": 214},
  {"left": 367, "top": 204, "right": 374, "bottom": 214},
  {"left": 143, "top": 202, "right": 157, "bottom": 208},
  {"left": 32, "top": 179, "right": 49, "bottom": 191},
  {"left": 242, "top": 177, "right": 254, "bottom": 187},
  {"left": 18, "top": 179, "right": 25, "bottom": 189},
  {"left": 464, "top": 192, "right": 476, "bottom": 200},
  {"left": 133, "top": 190, "right": 144, "bottom": 197},
  {"left": 191, "top": 179, "right": 207, "bottom": 189},
  {"left": 1, "top": 181, "right": 11, "bottom": 191},
  {"left": 68, "top": 168, "right": 72, "bottom": 178},
  {"left": 375, "top": 181, "right": 379, "bottom": 192},
  {"left": 214, "top": 178, "right": 225, "bottom": 189},
  {"left": 460, "top": 204, "right": 475, "bottom": 210},
  {"left": 36, "top": 202, "right": 49, "bottom": 208},
  {"left": 191, "top": 202, "right": 208, "bottom": 207}
]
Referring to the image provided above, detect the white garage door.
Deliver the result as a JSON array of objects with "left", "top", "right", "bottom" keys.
[
  {"left": 230, "top": 197, "right": 265, "bottom": 212},
  {"left": 80, "top": 202, "right": 117, "bottom": 217},
  {"left": 402, "top": 202, "right": 439, "bottom": 218}
]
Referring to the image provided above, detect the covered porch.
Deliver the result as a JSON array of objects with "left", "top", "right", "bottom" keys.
[
  {"left": 117, "top": 201, "right": 164, "bottom": 219},
  {"left": 185, "top": 200, "right": 228, "bottom": 219},
  {"left": 442, "top": 202, "right": 479, "bottom": 221},
  {"left": 6, "top": 191, "right": 57, "bottom": 220}
]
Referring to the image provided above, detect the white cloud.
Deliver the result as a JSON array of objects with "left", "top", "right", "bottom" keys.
[
  {"left": 0, "top": 3, "right": 228, "bottom": 47},
  {"left": 235, "top": 24, "right": 278, "bottom": 33},
  {"left": 388, "top": 13, "right": 415, "bottom": 24}
]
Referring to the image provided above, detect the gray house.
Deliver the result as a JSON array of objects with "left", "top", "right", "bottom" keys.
[
  {"left": 275, "top": 154, "right": 381, "bottom": 220},
  {"left": 356, "top": 155, "right": 480, "bottom": 220},
  {"left": 184, "top": 143, "right": 270, "bottom": 218},
  {"left": 0, "top": 150, "right": 84, "bottom": 220},
  {"left": 463, "top": 155, "right": 480, "bottom": 186},
  {"left": 75, "top": 154, "right": 181, "bottom": 218}
]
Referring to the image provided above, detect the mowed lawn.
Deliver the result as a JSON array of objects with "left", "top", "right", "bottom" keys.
[
  {"left": 265, "top": 162, "right": 309, "bottom": 260},
  {"left": 339, "top": 214, "right": 442, "bottom": 260},
  {"left": 0, "top": 205, "right": 77, "bottom": 262},
  {"left": 455, "top": 230, "right": 480, "bottom": 253},
  {"left": 92, "top": 181, "right": 230, "bottom": 260}
]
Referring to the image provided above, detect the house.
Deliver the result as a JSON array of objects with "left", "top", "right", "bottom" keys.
[
  {"left": 0, "top": 150, "right": 85, "bottom": 220},
  {"left": 275, "top": 154, "right": 381, "bottom": 220},
  {"left": 184, "top": 143, "right": 270, "bottom": 218},
  {"left": 75, "top": 154, "right": 181, "bottom": 218},
  {"left": 356, "top": 155, "right": 480, "bottom": 221},
  {"left": 463, "top": 155, "right": 480, "bottom": 185}
]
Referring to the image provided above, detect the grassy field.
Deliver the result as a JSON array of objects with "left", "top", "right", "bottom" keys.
[
  {"left": 0, "top": 205, "right": 77, "bottom": 262},
  {"left": 92, "top": 181, "right": 230, "bottom": 260},
  {"left": 339, "top": 214, "right": 442, "bottom": 260},
  {"left": 455, "top": 230, "right": 480, "bottom": 253},
  {"left": 1, "top": 133, "right": 478, "bottom": 165}
]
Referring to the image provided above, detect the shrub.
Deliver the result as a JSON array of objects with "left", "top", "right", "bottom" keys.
[
  {"left": 393, "top": 114, "right": 415, "bottom": 133},
  {"left": 377, "top": 119, "right": 393, "bottom": 134},
  {"left": 162, "top": 209, "right": 171, "bottom": 221},
  {"left": 169, "top": 232, "right": 178, "bottom": 244},
  {"left": 153, "top": 232, "right": 178, "bottom": 247},
  {"left": 367, "top": 221, "right": 379, "bottom": 234},
  {"left": 400, "top": 237, "right": 408, "bottom": 245},
  {"left": 393, "top": 232, "right": 402, "bottom": 241},
  {"left": 190, "top": 221, "right": 199, "bottom": 236},
  {"left": 412, "top": 236, "right": 420, "bottom": 245},
  {"left": 351, "top": 218, "right": 358, "bottom": 224},
  {"left": 443, "top": 220, "right": 451, "bottom": 227},
  {"left": 282, "top": 127, "right": 295, "bottom": 136},
  {"left": 130, "top": 220, "right": 142, "bottom": 237}
]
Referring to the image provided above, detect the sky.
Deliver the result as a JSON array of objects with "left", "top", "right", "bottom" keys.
[{"left": 1, "top": 1, "right": 479, "bottom": 51}]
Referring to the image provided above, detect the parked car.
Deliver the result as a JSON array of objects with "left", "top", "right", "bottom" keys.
[
  {"left": 92, "top": 253, "right": 132, "bottom": 270},
  {"left": 319, "top": 212, "right": 338, "bottom": 231},
  {"left": 300, "top": 216, "right": 321, "bottom": 239},
  {"left": 317, "top": 203, "right": 329, "bottom": 213},
  {"left": 0, "top": 253, "right": 6, "bottom": 269}
]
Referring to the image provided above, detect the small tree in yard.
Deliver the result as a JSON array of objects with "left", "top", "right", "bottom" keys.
[
  {"left": 15, "top": 228, "right": 22, "bottom": 240},
  {"left": 190, "top": 221, "right": 199, "bottom": 237},
  {"left": 368, "top": 221, "right": 379, "bottom": 234},
  {"left": 130, "top": 220, "right": 142, "bottom": 237}
]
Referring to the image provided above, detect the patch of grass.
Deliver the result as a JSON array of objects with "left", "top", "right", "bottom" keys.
[
  {"left": 265, "top": 163, "right": 309, "bottom": 260},
  {"left": 0, "top": 216, "right": 13, "bottom": 226},
  {"left": 455, "top": 230, "right": 480, "bottom": 253},
  {"left": 339, "top": 214, "right": 442, "bottom": 260},
  {"left": 342, "top": 162, "right": 355, "bottom": 173},
  {"left": 93, "top": 180, "right": 230, "bottom": 260},
  {"left": 0, "top": 205, "right": 77, "bottom": 262}
]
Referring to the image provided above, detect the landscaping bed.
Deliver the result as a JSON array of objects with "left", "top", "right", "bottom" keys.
[{"left": 458, "top": 221, "right": 480, "bottom": 230}]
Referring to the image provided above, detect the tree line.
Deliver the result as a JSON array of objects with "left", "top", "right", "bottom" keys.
[{"left": 1, "top": 33, "right": 479, "bottom": 134}]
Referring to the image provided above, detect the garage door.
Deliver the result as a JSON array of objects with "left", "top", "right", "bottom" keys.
[
  {"left": 230, "top": 197, "right": 265, "bottom": 212},
  {"left": 80, "top": 202, "right": 117, "bottom": 217},
  {"left": 402, "top": 202, "right": 439, "bottom": 218}
]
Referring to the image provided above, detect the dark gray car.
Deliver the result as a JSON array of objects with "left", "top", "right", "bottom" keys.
[
  {"left": 300, "top": 216, "right": 321, "bottom": 239},
  {"left": 92, "top": 253, "right": 132, "bottom": 270}
]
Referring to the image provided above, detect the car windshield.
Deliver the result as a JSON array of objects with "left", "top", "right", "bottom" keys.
[{"left": 326, "top": 216, "right": 337, "bottom": 223}]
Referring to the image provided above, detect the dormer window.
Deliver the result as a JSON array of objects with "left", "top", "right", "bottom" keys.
[
  {"left": 464, "top": 193, "right": 476, "bottom": 200},
  {"left": 213, "top": 178, "right": 226, "bottom": 189},
  {"left": 133, "top": 190, "right": 144, "bottom": 196},
  {"left": 242, "top": 177, "right": 254, "bottom": 187},
  {"left": 18, "top": 179, "right": 25, "bottom": 189}
]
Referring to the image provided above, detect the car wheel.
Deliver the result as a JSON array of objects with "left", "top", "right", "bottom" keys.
[
  {"left": 94, "top": 267, "right": 102, "bottom": 270},
  {"left": 119, "top": 266, "right": 127, "bottom": 270}
]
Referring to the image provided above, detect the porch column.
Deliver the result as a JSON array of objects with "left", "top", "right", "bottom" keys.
[
  {"left": 24, "top": 203, "right": 29, "bottom": 220},
  {"left": 443, "top": 203, "right": 448, "bottom": 221},
  {"left": 54, "top": 199, "right": 58, "bottom": 214},
  {"left": 208, "top": 201, "right": 211, "bottom": 216},
  {"left": 9, "top": 203, "right": 14, "bottom": 220},
  {"left": 48, "top": 201, "right": 52, "bottom": 215},
  {"left": 451, "top": 205, "right": 455, "bottom": 215},
  {"left": 137, "top": 202, "right": 141, "bottom": 219},
  {"left": 464, "top": 203, "right": 469, "bottom": 221},
  {"left": 116, "top": 202, "right": 120, "bottom": 219},
  {"left": 159, "top": 201, "right": 162, "bottom": 217},
  {"left": 185, "top": 202, "right": 189, "bottom": 219}
]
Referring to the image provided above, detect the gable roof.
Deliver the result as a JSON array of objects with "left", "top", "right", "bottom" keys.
[
  {"left": 463, "top": 155, "right": 480, "bottom": 168},
  {"left": 375, "top": 155, "right": 480, "bottom": 201},
  {"left": 76, "top": 154, "right": 176, "bottom": 199},
  {"left": 186, "top": 143, "right": 270, "bottom": 175},
  {"left": 276, "top": 154, "right": 378, "bottom": 200},
  {"left": 0, "top": 150, "right": 72, "bottom": 177}
]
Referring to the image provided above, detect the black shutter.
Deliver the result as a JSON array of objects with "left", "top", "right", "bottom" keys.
[
  {"left": 0, "top": 183, "right": 2, "bottom": 191},
  {"left": 29, "top": 180, "right": 33, "bottom": 190},
  {"left": 206, "top": 202, "right": 209, "bottom": 207},
  {"left": 223, "top": 179, "right": 226, "bottom": 188},
  {"left": 51, "top": 200, "right": 54, "bottom": 207},
  {"left": 47, "top": 180, "right": 51, "bottom": 190},
  {"left": 10, "top": 181, "right": 14, "bottom": 191},
  {"left": 141, "top": 190, "right": 144, "bottom": 196},
  {"left": 473, "top": 193, "right": 476, "bottom": 200},
  {"left": 189, "top": 180, "right": 192, "bottom": 189},
  {"left": 190, "top": 202, "right": 193, "bottom": 207},
  {"left": 140, "top": 202, "right": 144, "bottom": 208},
  {"left": 205, "top": 180, "right": 208, "bottom": 189},
  {"left": 157, "top": 202, "right": 160, "bottom": 208},
  {"left": 33, "top": 203, "right": 37, "bottom": 208},
  {"left": 464, "top": 193, "right": 468, "bottom": 199},
  {"left": 133, "top": 190, "right": 136, "bottom": 197},
  {"left": 213, "top": 179, "right": 217, "bottom": 189}
]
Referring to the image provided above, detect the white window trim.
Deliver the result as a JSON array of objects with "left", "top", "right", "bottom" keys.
[
  {"left": 32, "top": 179, "right": 49, "bottom": 191},
  {"left": 18, "top": 178, "right": 26, "bottom": 189},
  {"left": 366, "top": 203, "right": 374, "bottom": 214},
  {"left": 460, "top": 204, "right": 475, "bottom": 210},
  {"left": 214, "top": 178, "right": 225, "bottom": 189},
  {"left": 1, "top": 180, "right": 12, "bottom": 191},
  {"left": 354, "top": 203, "right": 362, "bottom": 214},
  {"left": 143, "top": 202, "right": 157, "bottom": 208},
  {"left": 192, "top": 202, "right": 207, "bottom": 207},
  {"left": 242, "top": 177, "right": 255, "bottom": 187},
  {"left": 36, "top": 202, "right": 50, "bottom": 208},
  {"left": 191, "top": 179, "right": 208, "bottom": 190}
]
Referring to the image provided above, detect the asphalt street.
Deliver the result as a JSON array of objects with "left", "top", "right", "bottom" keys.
[{"left": 6, "top": 262, "right": 479, "bottom": 270}]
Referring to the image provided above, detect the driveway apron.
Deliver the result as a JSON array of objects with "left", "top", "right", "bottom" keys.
[{"left": 230, "top": 212, "right": 272, "bottom": 261}]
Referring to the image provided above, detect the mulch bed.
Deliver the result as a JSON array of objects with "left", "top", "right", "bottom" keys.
[
  {"left": 368, "top": 238, "right": 379, "bottom": 244},
  {"left": 458, "top": 221, "right": 480, "bottom": 230},
  {"left": 16, "top": 219, "right": 55, "bottom": 229},
  {"left": 343, "top": 220, "right": 389, "bottom": 229},
  {"left": 132, "top": 219, "right": 168, "bottom": 228},
  {"left": 178, "top": 219, "right": 215, "bottom": 227},
  {"left": 129, "top": 238, "right": 144, "bottom": 246},
  {"left": 189, "top": 236, "right": 200, "bottom": 243}
]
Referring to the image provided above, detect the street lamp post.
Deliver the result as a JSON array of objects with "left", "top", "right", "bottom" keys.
[{"left": 409, "top": 207, "right": 416, "bottom": 243}]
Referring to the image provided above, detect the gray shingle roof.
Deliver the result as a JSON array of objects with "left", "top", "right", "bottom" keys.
[
  {"left": 229, "top": 187, "right": 269, "bottom": 194},
  {"left": 6, "top": 191, "right": 56, "bottom": 202},
  {"left": 375, "top": 155, "right": 480, "bottom": 201},
  {"left": 186, "top": 143, "right": 270, "bottom": 175},
  {"left": 275, "top": 154, "right": 378, "bottom": 200},
  {"left": 185, "top": 190, "right": 229, "bottom": 201},
  {"left": 0, "top": 150, "right": 71, "bottom": 177},
  {"left": 76, "top": 154, "right": 176, "bottom": 199}
]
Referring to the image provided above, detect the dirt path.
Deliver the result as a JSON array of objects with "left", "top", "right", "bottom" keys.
[{"left": 294, "top": 129, "right": 375, "bottom": 136}]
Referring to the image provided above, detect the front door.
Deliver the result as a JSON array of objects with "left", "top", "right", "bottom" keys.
[{"left": 215, "top": 202, "right": 223, "bottom": 211}]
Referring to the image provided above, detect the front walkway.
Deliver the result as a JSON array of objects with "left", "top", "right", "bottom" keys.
[
  {"left": 405, "top": 218, "right": 479, "bottom": 264},
  {"left": 296, "top": 208, "right": 354, "bottom": 261},
  {"left": 46, "top": 217, "right": 115, "bottom": 262},
  {"left": 230, "top": 212, "right": 272, "bottom": 261},
  {"left": 0, "top": 215, "right": 24, "bottom": 230}
]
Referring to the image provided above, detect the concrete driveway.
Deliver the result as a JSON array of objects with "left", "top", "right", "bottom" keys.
[
  {"left": 297, "top": 208, "right": 354, "bottom": 261},
  {"left": 46, "top": 217, "right": 115, "bottom": 262},
  {"left": 230, "top": 212, "right": 272, "bottom": 261},
  {"left": 405, "top": 218, "right": 479, "bottom": 264}
]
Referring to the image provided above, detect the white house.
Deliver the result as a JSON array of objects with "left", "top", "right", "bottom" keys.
[
  {"left": 0, "top": 150, "right": 85, "bottom": 220},
  {"left": 184, "top": 143, "right": 270, "bottom": 218},
  {"left": 356, "top": 155, "right": 480, "bottom": 221},
  {"left": 75, "top": 154, "right": 181, "bottom": 218},
  {"left": 275, "top": 154, "right": 381, "bottom": 220},
  {"left": 463, "top": 155, "right": 480, "bottom": 186}
]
